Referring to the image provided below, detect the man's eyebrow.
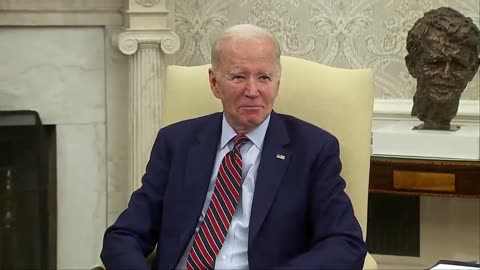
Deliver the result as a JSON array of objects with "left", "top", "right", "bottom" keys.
[
  {"left": 224, "top": 70, "right": 275, "bottom": 78},
  {"left": 259, "top": 72, "right": 274, "bottom": 76},
  {"left": 227, "top": 69, "right": 243, "bottom": 75},
  {"left": 224, "top": 69, "right": 244, "bottom": 79}
]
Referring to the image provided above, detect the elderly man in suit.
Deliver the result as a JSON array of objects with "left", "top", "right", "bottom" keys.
[{"left": 101, "top": 24, "right": 366, "bottom": 270}]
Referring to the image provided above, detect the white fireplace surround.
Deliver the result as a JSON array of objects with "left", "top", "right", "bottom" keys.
[
  {"left": 0, "top": 27, "right": 111, "bottom": 268},
  {"left": 0, "top": 1, "right": 131, "bottom": 268},
  {"left": 0, "top": 0, "right": 180, "bottom": 268}
]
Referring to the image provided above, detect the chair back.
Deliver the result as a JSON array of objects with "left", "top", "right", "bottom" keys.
[{"left": 163, "top": 56, "right": 377, "bottom": 269}]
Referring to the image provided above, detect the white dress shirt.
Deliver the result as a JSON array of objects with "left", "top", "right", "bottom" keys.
[{"left": 176, "top": 114, "right": 270, "bottom": 269}]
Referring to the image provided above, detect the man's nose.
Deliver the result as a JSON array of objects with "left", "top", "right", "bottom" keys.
[
  {"left": 440, "top": 62, "right": 452, "bottom": 78},
  {"left": 244, "top": 78, "right": 260, "bottom": 97}
]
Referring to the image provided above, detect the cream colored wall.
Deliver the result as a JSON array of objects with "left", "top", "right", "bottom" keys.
[{"left": 174, "top": 0, "right": 480, "bottom": 101}]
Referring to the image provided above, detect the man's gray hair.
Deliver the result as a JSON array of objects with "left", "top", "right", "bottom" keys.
[{"left": 210, "top": 24, "right": 282, "bottom": 75}]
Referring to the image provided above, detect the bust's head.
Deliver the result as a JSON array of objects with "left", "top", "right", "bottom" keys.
[{"left": 405, "top": 7, "right": 480, "bottom": 128}]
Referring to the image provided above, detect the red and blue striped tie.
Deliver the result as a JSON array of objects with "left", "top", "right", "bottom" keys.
[{"left": 186, "top": 134, "right": 249, "bottom": 270}]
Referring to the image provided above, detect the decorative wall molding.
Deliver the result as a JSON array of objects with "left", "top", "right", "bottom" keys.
[
  {"left": 0, "top": 0, "right": 122, "bottom": 10},
  {"left": 115, "top": 0, "right": 177, "bottom": 192},
  {"left": 114, "top": 30, "right": 180, "bottom": 55},
  {"left": 124, "top": 10, "right": 170, "bottom": 15},
  {"left": 127, "top": 44, "right": 164, "bottom": 191},
  {"left": 373, "top": 99, "right": 480, "bottom": 122},
  {"left": 113, "top": 28, "right": 179, "bottom": 191},
  {"left": 0, "top": 13, "right": 122, "bottom": 26},
  {"left": 123, "top": 0, "right": 171, "bottom": 30},
  {"left": 0, "top": 0, "right": 123, "bottom": 26},
  {"left": 136, "top": 0, "right": 161, "bottom": 7}
]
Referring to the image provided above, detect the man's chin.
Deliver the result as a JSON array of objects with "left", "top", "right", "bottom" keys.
[{"left": 242, "top": 116, "right": 267, "bottom": 128}]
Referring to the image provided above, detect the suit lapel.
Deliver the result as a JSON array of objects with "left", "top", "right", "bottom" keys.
[
  {"left": 249, "top": 112, "right": 291, "bottom": 244},
  {"left": 178, "top": 113, "right": 222, "bottom": 239},
  {"left": 166, "top": 114, "right": 223, "bottom": 268}
]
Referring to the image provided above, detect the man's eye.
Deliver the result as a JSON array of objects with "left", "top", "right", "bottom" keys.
[
  {"left": 232, "top": 75, "right": 245, "bottom": 80},
  {"left": 259, "top": 75, "right": 271, "bottom": 81}
]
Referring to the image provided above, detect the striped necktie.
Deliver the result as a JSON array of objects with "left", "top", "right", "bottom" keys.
[{"left": 186, "top": 134, "right": 249, "bottom": 270}]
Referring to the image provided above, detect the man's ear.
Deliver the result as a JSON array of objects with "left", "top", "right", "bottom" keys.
[
  {"left": 208, "top": 68, "right": 221, "bottom": 98},
  {"left": 405, "top": 54, "right": 417, "bottom": 78}
]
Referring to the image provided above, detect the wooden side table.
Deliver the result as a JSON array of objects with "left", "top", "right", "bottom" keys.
[{"left": 369, "top": 156, "right": 480, "bottom": 197}]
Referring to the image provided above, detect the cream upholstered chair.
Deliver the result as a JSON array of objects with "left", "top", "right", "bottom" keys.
[{"left": 162, "top": 55, "right": 377, "bottom": 269}]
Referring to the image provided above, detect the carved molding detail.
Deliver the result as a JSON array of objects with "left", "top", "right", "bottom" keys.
[
  {"left": 135, "top": 0, "right": 161, "bottom": 8},
  {"left": 114, "top": 30, "right": 180, "bottom": 55},
  {"left": 128, "top": 44, "right": 164, "bottom": 191}
]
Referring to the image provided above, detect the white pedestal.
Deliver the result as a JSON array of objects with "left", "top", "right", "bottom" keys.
[{"left": 372, "top": 122, "right": 480, "bottom": 160}]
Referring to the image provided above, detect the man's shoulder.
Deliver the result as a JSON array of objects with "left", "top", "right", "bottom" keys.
[
  {"left": 161, "top": 112, "right": 222, "bottom": 134},
  {"left": 273, "top": 113, "right": 340, "bottom": 157},
  {"left": 275, "top": 113, "right": 337, "bottom": 142}
]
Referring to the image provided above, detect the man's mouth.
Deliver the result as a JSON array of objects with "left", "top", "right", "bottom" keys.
[
  {"left": 429, "top": 85, "right": 458, "bottom": 101},
  {"left": 240, "top": 105, "right": 262, "bottom": 109}
]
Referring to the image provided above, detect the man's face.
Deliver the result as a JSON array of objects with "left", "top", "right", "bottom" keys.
[
  {"left": 413, "top": 35, "right": 479, "bottom": 103},
  {"left": 209, "top": 36, "right": 280, "bottom": 134}
]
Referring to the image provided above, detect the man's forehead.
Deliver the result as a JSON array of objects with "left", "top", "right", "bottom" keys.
[
  {"left": 220, "top": 55, "right": 278, "bottom": 74},
  {"left": 422, "top": 38, "right": 473, "bottom": 59},
  {"left": 222, "top": 65, "right": 277, "bottom": 77}
]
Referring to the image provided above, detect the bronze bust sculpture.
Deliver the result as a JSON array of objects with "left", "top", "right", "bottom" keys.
[{"left": 405, "top": 7, "right": 480, "bottom": 130}]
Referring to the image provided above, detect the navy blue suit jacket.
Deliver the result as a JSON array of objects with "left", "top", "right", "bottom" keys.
[{"left": 101, "top": 112, "right": 367, "bottom": 269}]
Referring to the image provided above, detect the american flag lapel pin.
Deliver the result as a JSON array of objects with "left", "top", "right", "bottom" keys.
[{"left": 276, "top": 154, "right": 285, "bottom": 160}]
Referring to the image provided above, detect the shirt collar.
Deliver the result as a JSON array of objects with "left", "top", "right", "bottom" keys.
[{"left": 220, "top": 113, "right": 270, "bottom": 150}]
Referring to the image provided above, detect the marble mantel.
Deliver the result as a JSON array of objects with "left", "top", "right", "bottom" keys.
[
  {"left": 0, "top": 0, "right": 179, "bottom": 268},
  {"left": 0, "top": 0, "right": 129, "bottom": 268},
  {"left": 0, "top": 26, "right": 109, "bottom": 269}
]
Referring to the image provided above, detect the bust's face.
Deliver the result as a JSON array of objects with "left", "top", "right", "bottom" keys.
[{"left": 413, "top": 33, "right": 479, "bottom": 103}]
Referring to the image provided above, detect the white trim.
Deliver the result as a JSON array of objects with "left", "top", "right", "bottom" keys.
[
  {"left": 373, "top": 99, "right": 480, "bottom": 122},
  {"left": 0, "top": 12, "right": 123, "bottom": 26},
  {"left": 0, "top": 0, "right": 123, "bottom": 26},
  {"left": 0, "top": 0, "right": 122, "bottom": 10},
  {"left": 113, "top": 30, "right": 180, "bottom": 55}
]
